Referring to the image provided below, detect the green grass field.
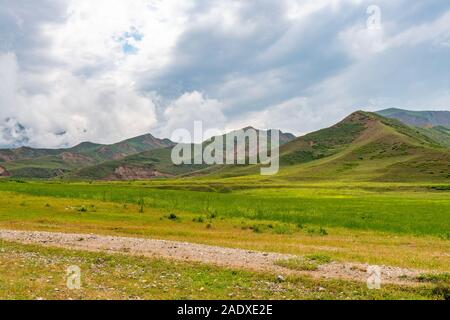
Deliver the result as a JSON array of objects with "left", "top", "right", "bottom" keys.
[{"left": 0, "top": 178, "right": 449, "bottom": 299}]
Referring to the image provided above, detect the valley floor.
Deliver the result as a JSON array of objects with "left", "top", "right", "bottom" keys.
[{"left": 0, "top": 179, "right": 448, "bottom": 300}]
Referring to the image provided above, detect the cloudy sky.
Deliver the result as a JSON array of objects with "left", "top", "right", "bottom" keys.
[{"left": 0, "top": 0, "right": 449, "bottom": 147}]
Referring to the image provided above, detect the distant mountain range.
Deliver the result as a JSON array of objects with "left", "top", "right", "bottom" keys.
[
  {"left": 376, "top": 108, "right": 450, "bottom": 147},
  {"left": 0, "top": 129, "right": 295, "bottom": 179},
  {"left": 0, "top": 134, "right": 174, "bottom": 178},
  {"left": 376, "top": 108, "right": 450, "bottom": 127},
  {"left": 1, "top": 109, "right": 449, "bottom": 182}
]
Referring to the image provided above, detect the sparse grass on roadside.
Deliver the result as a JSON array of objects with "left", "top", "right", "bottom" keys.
[
  {"left": 416, "top": 273, "right": 450, "bottom": 300},
  {"left": 275, "top": 254, "right": 333, "bottom": 272},
  {"left": 417, "top": 273, "right": 450, "bottom": 284},
  {"left": 0, "top": 241, "right": 443, "bottom": 300}
]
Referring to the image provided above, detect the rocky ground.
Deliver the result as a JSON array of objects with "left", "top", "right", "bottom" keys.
[{"left": 0, "top": 229, "right": 424, "bottom": 285}]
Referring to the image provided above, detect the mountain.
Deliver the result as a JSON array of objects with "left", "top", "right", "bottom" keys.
[
  {"left": 204, "top": 111, "right": 449, "bottom": 182},
  {"left": 272, "top": 111, "right": 449, "bottom": 182},
  {"left": 376, "top": 108, "right": 450, "bottom": 127},
  {"left": 0, "top": 165, "right": 10, "bottom": 177},
  {"left": 70, "top": 128, "right": 296, "bottom": 180},
  {"left": 376, "top": 108, "right": 450, "bottom": 148},
  {"left": 0, "top": 134, "right": 174, "bottom": 178},
  {"left": 71, "top": 114, "right": 450, "bottom": 182},
  {"left": 1, "top": 113, "right": 449, "bottom": 182}
]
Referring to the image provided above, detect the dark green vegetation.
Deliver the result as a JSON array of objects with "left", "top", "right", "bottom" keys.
[{"left": 1, "top": 180, "right": 449, "bottom": 238}]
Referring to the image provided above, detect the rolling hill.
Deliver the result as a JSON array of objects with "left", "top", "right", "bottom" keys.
[
  {"left": 204, "top": 111, "right": 450, "bottom": 182},
  {"left": 70, "top": 111, "right": 450, "bottom": 182},
  {"left": 376, "top": 108, "right": 450, "bottom": 148},
  {"left": 0, "top": 134, "right": 174, "bottom": 178},
  {"left": 273, "top": 111, "right": 450, "bottom": 182},
  {"left": 1, "top": 111, "right": 449, "bottom": 182},
  {"left": 71, "top": 129, "right": 296, "bottom": 180}
]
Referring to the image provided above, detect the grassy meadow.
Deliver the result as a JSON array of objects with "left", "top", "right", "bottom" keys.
[{"left": 0, "top": 178, "right": 449, "bottom": 299}]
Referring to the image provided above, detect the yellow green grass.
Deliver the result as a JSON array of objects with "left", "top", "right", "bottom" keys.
[{"left": 0, "top": 180, "right": 449, "bottom": 272}]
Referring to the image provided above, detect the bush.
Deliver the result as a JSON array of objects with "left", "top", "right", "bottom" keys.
[
  {"left": 193, "top": 216, "right": 205, "bottom": 223},
  {"left": 167, "top": 213, "right": 178, "bottom": 221}
]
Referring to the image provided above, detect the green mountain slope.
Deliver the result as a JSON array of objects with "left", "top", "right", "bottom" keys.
[
  {"left": 274, "top": 111, "right": 449, "bottom": 182},
  {"left": 414, "top": 126, "right": 450, "bottom": 148},
  {"left": 376, "top": 108, "right": 450, "bottom": 148},
  {"left": 2, "top": 111, "right": 449, "bottom": 182},
  {"left": 71, "top": 129, "right": 296, "bottom": 180},
  {"left": 204, "top": 111, "right": 449, "bottom": 182},
  {"left": 0, "top": 134, "right": 174, "bottom": 178}
]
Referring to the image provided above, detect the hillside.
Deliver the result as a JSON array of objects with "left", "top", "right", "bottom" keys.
[
  {"left": 0, "top": 134, "right": 174, "bottom": 178},
  {"left": 203, "top": 111, "right": 449, "bottom": 182},
  {"left": 273, "top": 111, "right": 449, "bottom": 182},
  {"left": 71, "top": 129, "right": 296, "bottom": 180},
  {"left": 376, "top": 108, "right": 450, "bottom": 148},
  {"left": 1, "top": 112, "right": 449, "bottom": 182}
]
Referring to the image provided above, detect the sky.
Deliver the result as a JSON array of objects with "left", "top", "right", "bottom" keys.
[{"left": 0, "top": 0, "right": 449, "bottom": 147}]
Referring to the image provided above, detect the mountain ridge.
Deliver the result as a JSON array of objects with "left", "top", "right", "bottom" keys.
[
  {"left": 1, "top": 111, "right": 449, "bottom": 181},
  {"left": 376, "top": 108, "right": 450, "bottom": 127},
  {"left": 376, "top": 108, "right": 450, "bottom": 148}
]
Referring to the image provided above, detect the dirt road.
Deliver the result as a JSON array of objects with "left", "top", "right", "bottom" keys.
[{"left": 0, "top": 229, "right": 423, "bottom": 285}]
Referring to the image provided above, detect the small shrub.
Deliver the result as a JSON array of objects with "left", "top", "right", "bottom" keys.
[
  {"left": 432, "top": 284, "right": 450, "bottom": 300},
  {"left": 138, "top": 198, "right": 145, "bottom": 213},
  {"left": 252, "top": 224, "right": 263, "bottom": 233},
  {"left": 193, "top": 216, "right": 205, "bottom": 223},
  {"left": 307, "top": 227, "right": 329, "bottom": 236},
  {"left": 167, "top": 213, "right": 178, "bottom": 221},
  {"left": 77, "top": 206, "right": 87, "bottom": 212},
  {"left": 207, "top": 212, "right": 218, "bottom": 220}
]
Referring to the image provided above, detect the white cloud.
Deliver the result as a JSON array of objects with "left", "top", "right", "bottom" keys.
[
  {"left": 0, "top": 52, "right": 157, "bottom": 148},
  {"left": 161, "top": 91, "right": 226, "bottom": 143},
  {"left": 1, "top": 0, "right": 449, "bottom": 148}
]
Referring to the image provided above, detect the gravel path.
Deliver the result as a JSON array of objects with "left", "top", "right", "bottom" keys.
[{"left": 0, "top": 229, "right": 423, "bottom": 285}]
